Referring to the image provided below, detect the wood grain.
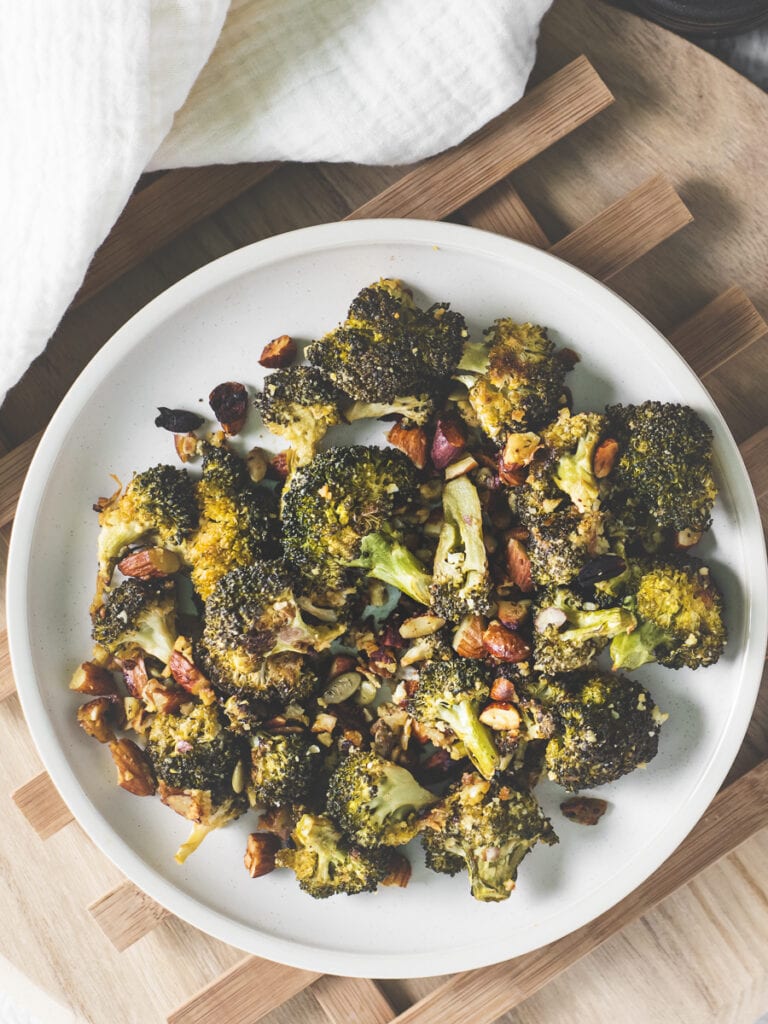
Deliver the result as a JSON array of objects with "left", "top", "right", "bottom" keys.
[
  {"left": 0, "top": 634, "right": 14, "bottom": 701},
  {"left": 549, "top": 174, "right": 692, "bottom": 280},
  {"left": 0, "top": 431, "right": 40, "bottom": 528},
  {"left": 347, "top": 57, "right": 613, "bottom": 221},
  {"left": 459, "top": 180, "right": 551, "bottom": 248},
  {"left": 88, "top": 880, "right": 170, "bottom": 952},
  {"left": 740, "top": 425, "right": 768, "bottom": 503},
  {"left": 668, "top": 285, "right": 768, "bottom": 378},
  {"left": 312, "top": 977, "right": 396, "bottom": 1024},
  {"left": 166, "top": 955, "right": 321, "bottom": 1024},
  {"left": 12, "top": 771, "right": 74, "bottom": 839}
]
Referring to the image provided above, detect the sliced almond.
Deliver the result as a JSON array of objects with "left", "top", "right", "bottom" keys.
[
  {"left": 118, "top": 547, "right": 181, "bottom": 579},
  {"left": 593, "top": 437, "right": 619, "bottom": 479},
  {"left": 259, "top": 334, "right": 297, "bottom": 368},
  {"left": 386, "top": 420, "right": 428, "bottom": 470},
  {"left": 399, "top": 613, "right": 446, "bottom": 639},
  {"left": 444, "top": 454, "right": 479, "bottom": 480},
  {"left": 479, "top": 702, "right": 522, "bottom": 732}
]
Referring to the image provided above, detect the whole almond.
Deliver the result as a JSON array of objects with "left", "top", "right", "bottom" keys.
[
  {"left": 482, "top": 621, "right": 532, "bottom": 663},
  {"left": 505, "top": 538, "right": 534, "bottom": 593},
  {"left": 479, "top": 702, "right": 522, "bottom": 732},
  {"left": 593, "top": 438, "right": 619, "bottom": 479},
  {"left": 259, "top": 334, "right": 297, "bottom": 368}
]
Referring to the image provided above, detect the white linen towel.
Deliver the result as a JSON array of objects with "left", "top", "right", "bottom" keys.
[{"left": 0, "top": 0, "right": 552, "bottom": 407}]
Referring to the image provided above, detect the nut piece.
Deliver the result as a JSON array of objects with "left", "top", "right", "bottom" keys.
[
  {"left": 245, "top": 446, "right": 268, "bottom": 484},
  {"left": 560, "top": 796, "right": 608, "bottom": 826},
  {"left": 209, "top": 381, "right": 249, "bottom": 436},
  {"left": 675, "top": 527, "right": 703, "bottom": 550},
  {"left": 496, "top": 599, "right": 531, "bottom": 630},
  {"left": 482, "top": 621, "right": 532, "bottom": 663},
  {"left": 479, "top": 702, "right": 522, "bottom": 732},
  {"left": 381, "top": 853, "right": 412, "bottom": 888},
  {"left": 77, "top": 697, "right": 122, "bottom": 743},
  {"left": 490, "top": 676, "right": 519, "bottom": 702},
  {"left": 431, "top": 417, "right": 467, "bottom": 470},
  {"left": 368, "top": 647, "right": 398, "bottom": 678},
  {"left": 386, "top": 420, "right": 428, "bottom": 470},
  {"left": 118, "top": 547, "right": 182, "bottom": 579},
  {"left": 593, "top": 438, "right": 619, "bottom": 479},
  {"left": 444, "top": 454, "right": 479, "bottom": 481},
  {"left": 505, "top": 537, "right": 534, "bottom": 593},
  {"left": 500, "top": 432, "right": 541, "bottom": 473},
  {"left": 108, "top": 739, "right": 156, "bottom": 796},
  {"left": 452, "top": 614, "right": 485, "bottom": 658},
  {"left": 174, "top": 432, "right": 199, "bottom": 463},
  {"left": 69, "top": 661, "right": 118, "bottom": 696},
  {"left": 399, "top": 613, "right": 447, "bottom": 639},
  {"left": 268, "top": 451, "right": 291, "bottom": 481},
  {"left": 244, "top": 833, "right": 281, "bottom": 878},
  {"left": 259, "top": 334, "right": 297, "bottom": 368},
  {"left": 311, "top": 712, "right": 338, "bottom": 735},
  {"left": 168, "top": 649, "right": 214, "bottom": 700}
]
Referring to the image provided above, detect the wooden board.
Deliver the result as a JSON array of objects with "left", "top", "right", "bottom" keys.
[{"left": 1, "top": 3, "right": 768, "bottom": 1023}]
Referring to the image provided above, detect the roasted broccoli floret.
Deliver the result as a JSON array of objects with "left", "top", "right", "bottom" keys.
[
  {"left": 607, "top": 402, "right": 717, "bottom": 532},
  {"left": 455, "top": 320, "right": 569, "bottom": 441},
  {"left": 281, "top": 445, "right": 418, "bottom": 587},
  {"left": 255, "top": 366, "right": 343, "bottom": 469},
  {"left": 185, "top": 441, "right": 281, "bottom": 600},
  {"left": 421, "top": 773, "right": 557, "bottom": 901},
  {"left": 610, "top": 557, "right": 726, "bottom": 671},
  {"left": 528, "top": 410, "right": 607, "bottom": 515},
  {"left": 327, "top": 750, "right": 438, "bottom": 848},
  {"left": 275, "top": 811, "right": 395, "bottom": 898},
  {"left": 544, "top": 670, "right": 666, "bottom": 791},
  {"left": 517, "top": 505, "right": 608, "bottom": 589},
  {"left": 91, "top": 578, "right": 177, "bottom": 664},
  {"left": 533, "top": 587, "right": 637, "bottom": 674},
  {"left": 306, "top": 278, "right": 466, "bottom": 407},
  {"left": 146, "top": 703, "right": 248, "bottom": 862},
  {"left": 350, "top": 529, "right": 432, "bottom": 606},
  {"left": 201, "top": 560, "right": 341, "bottom": 697},
  {"left": 430, "top": 475, "right": 492, "bottom": 620},
  {"left": 248, "top": 730, "right": 321, "bottom": 809},
  {"left": 344, "top": 392, "right": 437, "bottom": 427},
  {"left": 407, "top": 658, "right": 500, "bottom": 780},
  {"left": 95, "top": 464, "right": 197, "bottom": 587}
]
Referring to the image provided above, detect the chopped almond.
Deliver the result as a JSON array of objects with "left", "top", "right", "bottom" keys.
[
  {"left": 259, "top": 334, "right": 297, "bottom": 368},
  {"left": 482, "top": 621, "right": 532, "bottom": 663},
  {"left": 109, "top": 739, "right": 156, "bottom": 796},
  {"left": 118, "top": 547, "right": 181, "bottom": 579},
  {"left": 387, "top": 421, "right": 428, "bottom": 470},
  {"left": 593, "top": 438, "right": 619, "bottom": 479}
]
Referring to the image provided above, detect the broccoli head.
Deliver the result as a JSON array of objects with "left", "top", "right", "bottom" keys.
[
  {"left": 275, "top": 811, "right": 395, "bottom": 898},
  {"left": 544, "top": 670, "right": 666, "bottom": 791},
  {"left": 91, "top": 578, "right": 177, "bottom": 664},
  {"left": 146, "top": 703, "right": 248, "bottom": 861},
  {"left": 530, "top": 410, "right": 607, "bottom": 515},
  {"left": 455, "top": 320, "right": 569, "bottom": 441},
  {"left": 327, "top": 750, "right": 438, "bottom": 848},
  {"left": 255, "top": 366, "right": 343, "bottom": 468},
  {"left": 430, "top": 475, "right": 492, "bottom": 620},
  {"left": 248, "top": 730, "right": 322, "bottom": 809},
  {"left": 407, "top": 658, "right": 500, "bottom": 780},
  {"left": 421, "top": 773, "right": 557, "bottom": 901},
  {"left": 96, "top": 464, "right": 197, "bottom": 586},
  {"left": 610, "top": 557, "right": 726, "bottom": 671},
  {"left": 533, "top": 587, "right": 637, "bottom": 674},
  {"left": 281, "top": 445, "right": 418, "bottom": 586},
  {"left": 607, "top": 402, "right": 717, "bottom": 532},
  {"left": 520, "top": 508, "right": 608, "bottom": 589}
]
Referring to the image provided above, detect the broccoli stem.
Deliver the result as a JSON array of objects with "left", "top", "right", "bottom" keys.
[
  {"left": 367, "top": 765, "right": 437, "bottom": 827},
  {"left": 467, "top": 845, "right": 528, "bottom": 902},
  {"left": 562, "top": 607, "right": 636, "bottom": 643},
  {"left": 352, "top": 532, "right": 432, "bottom": 606},
  {"left": 442, "top": 700, "right": 500, "bottom": 780},
  {"left": 610, "top": 621, "right": 667, "bottom": 670},
  {"left": 456, "top": 341, "right": 490, "bottom": 376}
]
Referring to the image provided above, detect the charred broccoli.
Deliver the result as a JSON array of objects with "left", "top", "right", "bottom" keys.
[
  {"left": 91, "top": 578, "right": 177, "bottom": 664},
  {"left": 520, "top": 508, "right": 608, "bottom": 589},
  {"left": 526, "top": 410, "right": 607, "bottom": 515},
  {"left": 255, "top": 366, "right": 343, "bottom": 468},
  {"left": 421, "top": 773, "right": 557, "bottom": 901},
  {"left": 248, "top": 730, "right": 321, "bottom": 809},
  {"left": 327, "top": 750, "right": 438, "bottom": 848},
  {"left": 544, "top": 670, "right": 666, "bottom": 791},
  {"left": 430, "top": 475, "right": 492, "bottom": 620},
  {"left": 146, "top": 703, "right": 248, "bottom": 862},
  {"left": 407, "top": 658, "right": 500, "bottom": 780},
  {"left": 533, "top": 587, "right": 636, "bottom": 674}
]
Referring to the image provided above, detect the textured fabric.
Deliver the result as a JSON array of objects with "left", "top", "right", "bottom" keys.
[{"left": 0, "top": 0, "right": 552, "bottom": 406}]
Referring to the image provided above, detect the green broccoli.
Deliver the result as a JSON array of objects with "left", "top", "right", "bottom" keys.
[
  {"left": 607, "top": 402, "right": 717, "bottom": 532},
  {"left": 454, "top": 319, "right": 569, "bottom": 441},
  {"left": 344, "top": 393, "right": 437, "bottom": 427},
  {"left": 327, "top": 750, "right": 438, "bottom": 848},
  {"left": 146, "top": 703, "right": 248, "bottom": 862},
  {"left": 519, "top": 508, "right": 608, "bottom": 589},
  {"left": 275, "top": 811, "right": 395, "bottom": 898},
  {"left": 533, "top": 587, "right": 637, "bottom": 674},
  {"left": 430, "top": 475, "right": 492, "bottom": 620},
  {"left": 350, "top": 529, "right": 433, "bottom": 606},
  {"left": 91, "top": 578, "right": 177, "bottom": 664},
  {"left": 255, "top": 366, "right": 343, "bottom": 469},
  {"left": 533, "top": 410, "right": 607, "bottom": 515},
  {"left": 248, "top": 730, "right": 321, "bottom": 809},
  {"left": 610, "top": 557, "right": 726, "bottom": 671},
  {"left": 406, "top": 658, "right": 500, "bottom": 780},
  {"left": 421, "top": 773, "right": 557, "bottom": 901},
  {"left": 544, "top": 670, "right": 666, "bottom": 791}
]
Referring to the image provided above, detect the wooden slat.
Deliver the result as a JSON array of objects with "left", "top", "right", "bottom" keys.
[
  {"left": 0, "top": 431, "right": 40, "bottom": 528},
  {"left": 347, "top": 57, "right": 612, "bottom": 221},
  {"left": 387, "top": 757, "right": 768, "bottom": 1024},
  {"left": 312, "top": 977, "right": 395, "bottom": 1024},
  {"left": 669, "top": 285, "right": 768, "bottom": 379},
  {"left": 72, "top": 164, "right": 278, "bottom": 309},
  {"left": 459, "top": 180, "right": 550, "bottom": 248},
  {"left": 12, "top": 771, "right": 74, "bottom": 839},
  {"left": 0, "top": 634, "right": 14, "bottom": 701},
  {"left": 741, "top": 425, "right": 768, "bottom": 502},
  {"left": 88, "top": 880, "right": 170, "bottom": 952},
  {"left": 549, "top": 174, "right": 692, "bottom": 280},
  {"left": 166, "top": 955, "right": 320, "bottom": 1024}
]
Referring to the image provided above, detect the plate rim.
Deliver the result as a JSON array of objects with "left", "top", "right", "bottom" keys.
[{"left": 7, "top": 218, "right": 768, "bottom": 978}]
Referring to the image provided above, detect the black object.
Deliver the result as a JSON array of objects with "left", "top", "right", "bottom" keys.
[
  {"left": 154, "top": 407, "right": 204, "bottom": 432},
  {"left": 624, "top": 0, "right": 768, "bottom": 35}
]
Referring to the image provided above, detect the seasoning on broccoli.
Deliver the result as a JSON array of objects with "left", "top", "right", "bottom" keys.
[
  {"left": 327, "top": 750, "right": 438, "bottom": 848},
  {"left": 248, "top": 730, "right": 322, "bottom": 809},
  {"left": 430, "top": 475, "right": 492, "bottom": 620},
  {"left": 407, "top": 658, "right": 500, "bottom": 780},
  {"left": 255, "top": 366, "right": 343, "bottom": 469},
  {"left": 544, "top": 670, "right": 666, "bottom": 791},
  {"left": 527, "top": 410, "right": 608, "bottom": 515},
  {"left": 517, "top": 507, "right": 607, "bottom": 589},
  {"left": 91, "top": 578, "right": 177, "bottom": 664},
  {"left": 533, "top": 587, "right": 636, "bottom": 674},
  {"left": 421, "top": 773, "right": 558, "bottom": 901}
]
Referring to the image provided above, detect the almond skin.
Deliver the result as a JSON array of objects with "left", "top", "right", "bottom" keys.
[
  {"left": 560, "top": 796, "right": 608, "bottom": 826},
  {"left": 490, "top": 676, "right": 519, "bottom": 702},
  {"left": 593, "top": 438, "right": 619, "bottom": 479},
  {"left": 244, "top": 833, "right": 281, "bottom": 878},
  {"left": 386, "top": 420, "right": 428, "bottom": 470},
  {"left": 505, "top": 538, "right": 534, "bottom": 593},
  {"left": 118, "top": 547, "right": 181, "bottom": 579},
  {"left": 482, "top": 621, "right": 532, "bottom": 663},
  {"left": 69, "top": 661, "right": 118, "bottom": 696},
  {"left": 431, "top": 417, "right": 467, "bottom": 469},
  {"left": 452, "top": 614, "right": 486, "bottom": 658},
  {"left": 109, "top": 739, "right": 156, "bottom": 796},
  {"left": 259, "top": 334, "right": 297, "bottom": 368}
]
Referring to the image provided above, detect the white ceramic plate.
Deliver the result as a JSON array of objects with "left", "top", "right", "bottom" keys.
[{"left": 7, "top": 220, "right": 767, "bottom": 979}]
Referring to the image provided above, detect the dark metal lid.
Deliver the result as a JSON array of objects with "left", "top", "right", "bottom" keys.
[{"left": 627, "top": 0, "right": 768, "bottom": 35}]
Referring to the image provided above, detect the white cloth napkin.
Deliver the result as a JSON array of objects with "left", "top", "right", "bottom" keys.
[{"left": 0, "top": 0, "right": 552, "bottom": 408}]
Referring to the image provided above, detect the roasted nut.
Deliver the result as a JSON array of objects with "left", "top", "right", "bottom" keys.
[
  {"left": 496, "top": 599, "right": 531, "bottom": 629},
  {"left": 77, "top": 697, "right": 122, "bottom": 743},
  {"left": 258, "top": 806, "right": 294, "bottom": 842},
  {"left": 168, "top": 649, "right": 209, "bottom": 694},
  {"left": 311, "top": 712, "right": 338, "bottom": 734},
  {"left": 174, "top": 432, "right": 199, "bottom": 463},
  {"left": 381, "top": 853, "right": 412, "bottom": 888},
  {"left": 482, "top": 621, "right": 532, "bottom": 663},
  {"left": 329, "top": 655, "right": 357, "bottom": 679},
  {"left": 593, "top": 438, "right": 619, "bottom": 478},
  {"left": 268, "top": 451, "right": 290, "bottom": 481},
  {"left": 444, "top": 454, "right": 479, "bottom": 480},
  {"left": 410, "top": 720, "right": 431, "bottom": 745},
  {"left": 452, "top": 614, "right": 486, "bottom": 658},
  {"left": 109, "top": 739, "right": 156, "bottom": 796},
  {"left": 368, "top": 647, "right": 398, "bottom": 678},
  {"left": 146, "top": 682, "right": 187, "bottom": 715},
  {"left": 431, "top": 417, "right": 467, "bottom": 469},
  {"left": 209, "top": 381, "right": 249, "bottom": 435},
  {"left": 490, "top": 676, "right": 519, "bottom": 702},
  {"left": 508, "top": 525, "right": 529, "bottom": 541},
  {"left": 497, "top": 455, "right": 526, "bottom": 487},
  {"left": 675, "top": 527, "right": 703, "bottom": 549},
  {"left": 154, "top": 407, "right": 204, "bottom": 433},
  {"left": 69, "top": 661, "right": 118, "bottom": 696},
  {"left": 479, "top": 701, "right": 522, "bottom": 732},
  {"left": 118, "top": 547, "right": 182, "bottom": 579},
  {"left": 322, "top": 671, "right": 362, "bottom": 704},
  {"left": 505, "top": 537, "right": 534, "bottom": 593},
  {"left": 501, "top": 431, "right": 541, "bottom": 470},
  {"left": 399, "top": 613, "right": 447, "bottom": 639},
  {"left": 244, "top": 446, "right": 268, "bottom": 484},
  {"left": 386, "top": 420, "right": 428, "bottom": 470},
  {"left": 120, "top": 656, "right": 150, "bottom": 700},
  {"left": 560, "top": 796, "right": 608, "bottom": 826},
  {"left": 259, "top": 334, "right": 297, "bottom": 368},
  {"left": 244, "top": 833, "right": 280, "bottom": 878}
]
